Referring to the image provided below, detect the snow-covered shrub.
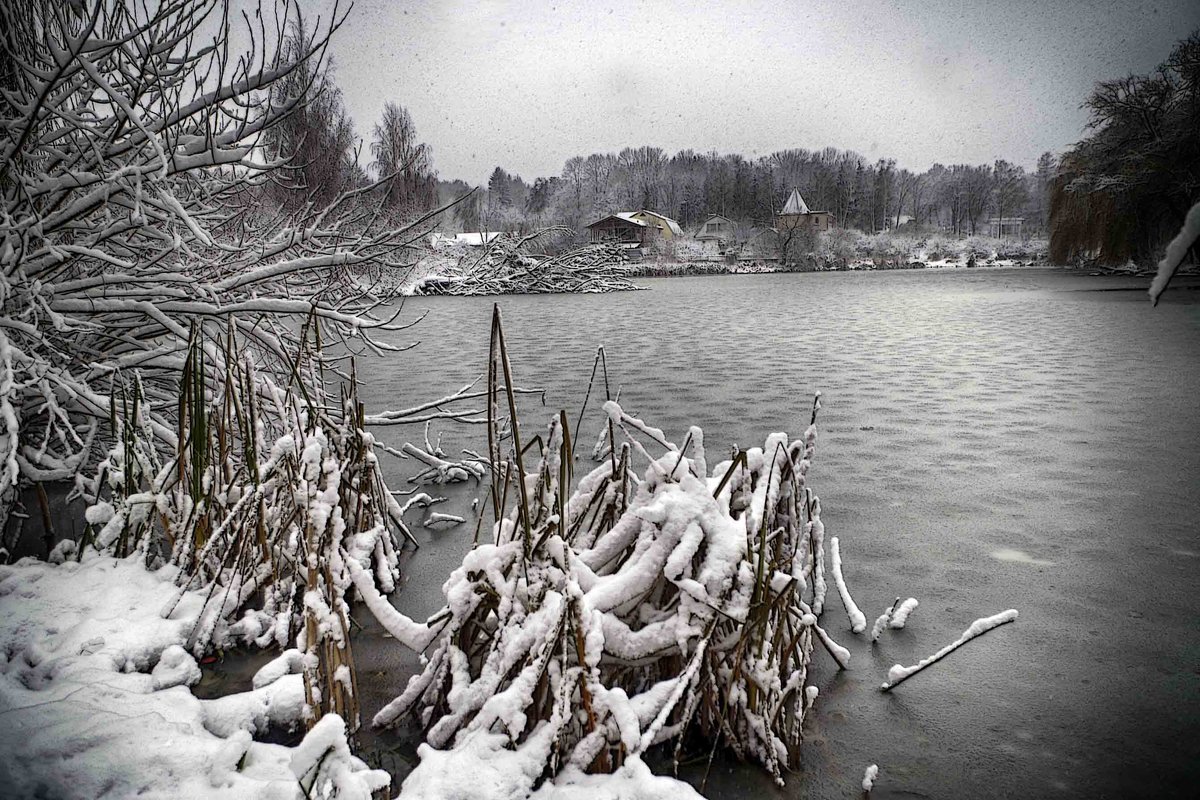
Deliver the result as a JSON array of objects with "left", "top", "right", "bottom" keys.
[
  {"left": 671, "top": 238, "right": 719, "bottom": 262},
  {"left": 816, "top": 228, "right": 864, "bottom": 264},
  {"left": 351, "top": 308, "right": 850, "bottom": 795}
]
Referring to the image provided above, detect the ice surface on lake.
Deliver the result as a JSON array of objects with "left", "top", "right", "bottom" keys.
[{"left": 346, "top": 268, "right": 1200, "bottom": 798}]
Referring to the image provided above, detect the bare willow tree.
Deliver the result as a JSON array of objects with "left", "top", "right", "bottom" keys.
[
  {"left": 1051, "top": 30, "right": 1200, "bottom": 265},
  {"left": 0, "top": 0, "right": 448, "bottom": 529},
  {"left": 370, "top": 101, "right": 437, "bottom": 214}
]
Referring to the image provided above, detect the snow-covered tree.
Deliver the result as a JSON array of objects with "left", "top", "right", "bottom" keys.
[{"left": 0, "top": 0, "right": 442, "bottom": 528}]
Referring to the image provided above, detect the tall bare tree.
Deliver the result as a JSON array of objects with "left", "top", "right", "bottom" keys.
[{"left": 371, "top": 101, "right": 437, "bottom": 213}]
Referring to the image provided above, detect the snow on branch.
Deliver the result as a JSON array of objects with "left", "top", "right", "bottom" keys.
[
  {"left": 1149, "top": 200, "right": 1200, "bottom": 305},
  {"left": 0, "top": 0, "right": 448, "bottom": 517},
  {"left": 880, "top": 609, "right": 1018, "bottom": 692}
]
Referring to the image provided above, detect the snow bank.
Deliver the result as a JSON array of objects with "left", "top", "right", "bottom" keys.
[
  {"left": 0, "top": 554, "right": 387, "bottom": 799},
  {"left": 398, "top": 731, "right": 703, "bottom": 800}
]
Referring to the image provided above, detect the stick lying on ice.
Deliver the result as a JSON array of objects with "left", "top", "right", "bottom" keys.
[
  {"left": 880, "top": 609, "right": 1018, "bottom": 691},
  {"left": 401, "top": 442, "right": 485, "bottom": 483}
]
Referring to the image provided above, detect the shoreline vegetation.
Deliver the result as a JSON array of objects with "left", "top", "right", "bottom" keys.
[{"left": 403, "top": 231, "right": 1054, "bottom": 296}]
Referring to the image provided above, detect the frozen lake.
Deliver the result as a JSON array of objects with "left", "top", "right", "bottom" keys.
[{"left": 349, "top": 267, "right": 1200, "bottom": 799}]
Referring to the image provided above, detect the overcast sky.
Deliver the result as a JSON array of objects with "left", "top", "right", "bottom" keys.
[{"left": 309, "top": 0, "right": 1197, "bottom": 184}]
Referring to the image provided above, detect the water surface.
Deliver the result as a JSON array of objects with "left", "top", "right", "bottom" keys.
[{"left": 350, "top": 267, "right": 1200, "bottom": 799}]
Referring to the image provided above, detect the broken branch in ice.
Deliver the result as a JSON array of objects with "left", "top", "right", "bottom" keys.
[
  {"left": 890, "top": 598, "right": 919, "bottom": 629},
  {"left": 870, "top": 598, "right": 901, "bottom": 643},
  {"left": 421, "top": 512, "right": 465, "bottom": 529},
  {"left": 401, "top": 442, "right": 486, "bottom": 483},
  {"left": 880, "top": 609, "right": 1018, "bottom": 692},
  {"left": 1149, "top": 200, "right": 1200, "bottom": 305}
]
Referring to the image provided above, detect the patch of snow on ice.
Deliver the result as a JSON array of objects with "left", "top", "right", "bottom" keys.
[{"left": 990, "top": 548, "right": 1054, "bottom": 567}]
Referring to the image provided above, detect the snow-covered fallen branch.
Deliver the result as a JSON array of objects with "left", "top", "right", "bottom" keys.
[
  {"left": 412, "top": 235, "right": 643, "bottom": 296},
  {"left": 880, "top": 609, "right": 1018, "bottom": 691}
]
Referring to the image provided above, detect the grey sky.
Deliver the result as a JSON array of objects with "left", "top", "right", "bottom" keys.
[{"left": 313, "top": 0, "right": 1197, "bottom": 184}]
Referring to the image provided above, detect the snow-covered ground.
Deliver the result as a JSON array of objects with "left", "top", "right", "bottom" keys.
[{"left": 0, "top": 554, "right": 388, "bottom": 799}]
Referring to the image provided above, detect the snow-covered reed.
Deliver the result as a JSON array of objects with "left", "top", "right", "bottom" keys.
[
  {"left": 75, "top": 328, "right": 419, "bottom": 734},
  {"left": 355, "top": 307, "right": 852, "bottom": 794}
]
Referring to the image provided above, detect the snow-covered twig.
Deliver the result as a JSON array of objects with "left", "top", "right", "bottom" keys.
[
  {"left": 890, "top": 598, "right": 919, "bottom": 629},
  {"left": 881, "top": 609, "right": 1018, "bottom": 691},
  {"left": 870, "top": 597, "right": 900, "bottom": 643}
]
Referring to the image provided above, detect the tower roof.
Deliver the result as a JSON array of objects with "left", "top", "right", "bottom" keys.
[{"left": 779, "top": 189, "right": 810, "bottom": 215}]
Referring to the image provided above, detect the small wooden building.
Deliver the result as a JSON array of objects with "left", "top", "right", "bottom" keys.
[
  {"left": 586, "top": 213, "right": 650, "bottom": 245},
  {"left": 586, "top": 210, "right": 684, "bottom": 245},
  {"left": 695, "top": 214, "right": 737, "bottom": 242}
]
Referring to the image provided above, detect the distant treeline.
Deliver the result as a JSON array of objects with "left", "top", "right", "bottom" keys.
[
  {"left": 443, "top": 149, "right": 1054, "bottom": 241},
  {"left": 279, "top": 15, "right": 1199, "bottom": 267}
]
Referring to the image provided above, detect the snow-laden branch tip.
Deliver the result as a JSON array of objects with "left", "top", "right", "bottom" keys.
[
  {"left": 1149, "top": 200, "right": 1200, "bottom": 305},
  {"left": 890, "top": 598, "right": 919, "bottom": 628}
]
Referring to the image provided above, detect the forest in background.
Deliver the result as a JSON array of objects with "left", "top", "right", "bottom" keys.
[{"left": 267, "top": 24, "right": 1198, "bottom": 266}]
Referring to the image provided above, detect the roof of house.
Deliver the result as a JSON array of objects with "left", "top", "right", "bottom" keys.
[
  {"left": 700, "top": 214, "right": 735, "bottom": 225},
  {"left": 632, "top": 209, "right": 684, "bottom": 236},
  {"left": 779, "top": 190, "right": 811, "bottom": 216},
  {"left": 587, "top": 213, "right": 648, "bottom": 229}
]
